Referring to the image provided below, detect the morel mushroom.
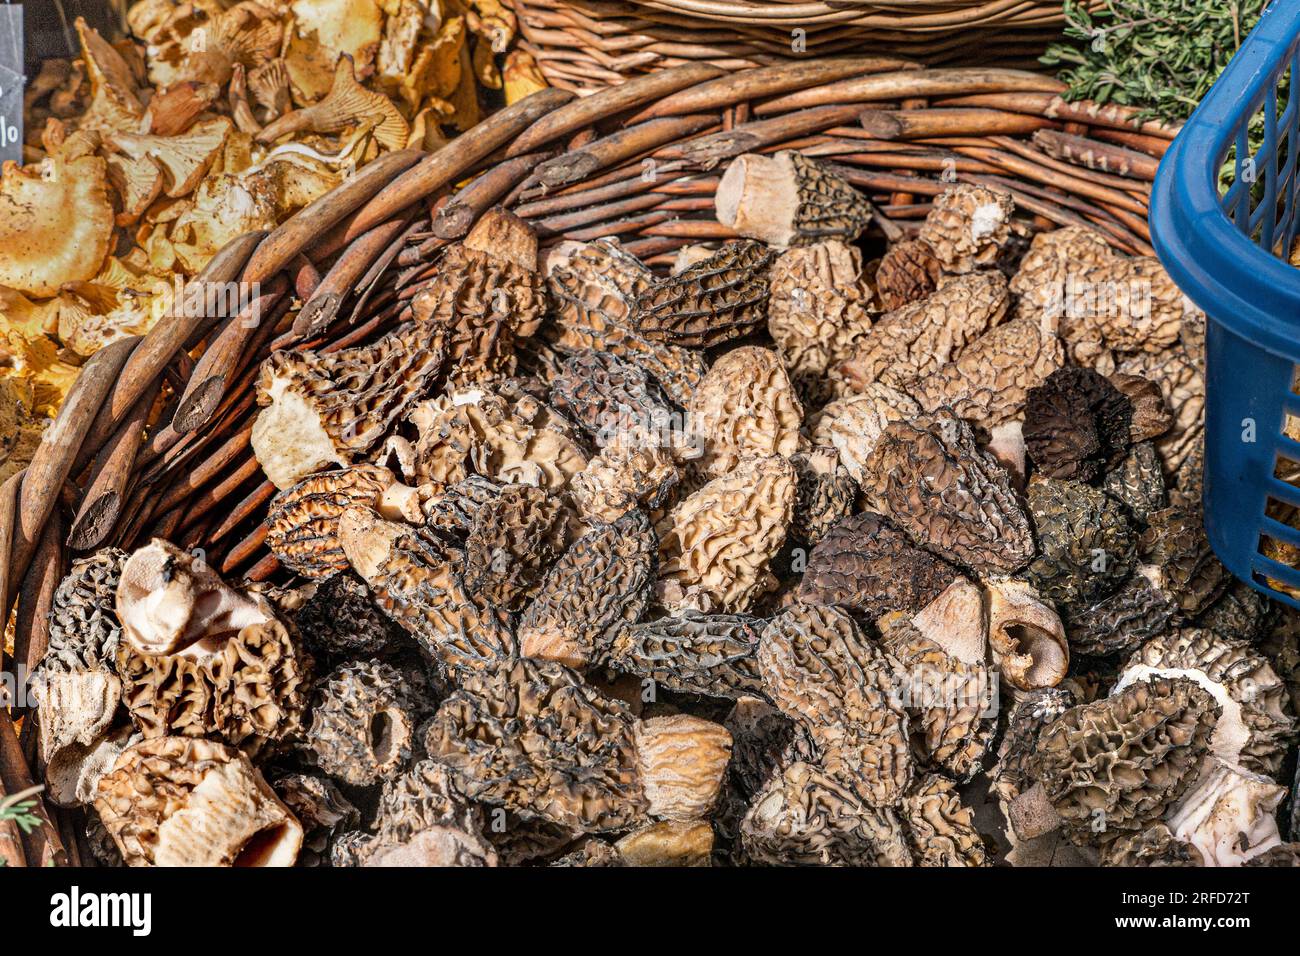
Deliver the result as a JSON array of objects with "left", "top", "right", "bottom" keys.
[
  {"left": 1062, "top": 571, "right": 1176, "bottom": 658},
  {"left": 292, "top": 571, "right": 401, "bottom": 662},
  {"left": 1101, "top": 441, "right": 1167, "bottom": 522},
  {"left": 609, "top": 610, "right": 764, "bottom": 700},
  {"left": 410, "top": 208, "right": 545, "bottom": 384},
  {"left": 95, "top": 736, "right": 303, "bottom": 866},
  {"left": 901, "top": 774, "right": 987, "bottom": 867},
  {"left": 884, "top": 621, "right": 995, "bottom": 782},
  {"left": 910, "top": 317, "right": 1065, "bottom": 433},
  {"left": 338, "top": 509, "right": 516, "bottom": 679},
  {"left": 875, "top": 237, "right": 942, "bottom": 311},
  {"left": 767, "top": 240, "right": 875, "bottom": 404},
  {"left": 424, "top": 658, "right": 649, "bottom": 832},
  {"left": 716, "top": 151, "right": 875, "bottom": 249},
  {"left": 392, "top": 385, "right": 588, "bottom": 495},
  {"left": 635, "top": 715, "right": 732, "bottom": 821},
  {"left": 1139, "top": 505, "right": 1230, "bottom": 616},
  {"left": 657, "top": 455, "right": 796, "bottom": 614},
  {"left": 117, "top": 617, "right": 309, "bottom": 750},
  {"left": 570, "top": 427, "right": 682, "bottom": 524},
  {"left": 740, "top": 761, "right": 913, "bottom": 867},
  {"left": 989, "top": 688, "right": 1074, "bottom": 806},
  {"left": 515, "top": 509, "right": 657, "bottom": 669},
  {"left": 916, "top": 183, "right": 1016, "bottom": 274},
  {"left": 789, "top": 447, "right": 856, "bottom": 546},
  {"left": 797, "top": 511, "right": 961, "bottom": 622},
  {"left": 116, "top": 539, "right": 274, "bottom": 657},
  {"left": 273, "top": 772, "right": 360, "bottom": 867},
  {"left": 686, "top": 346, "right": 804, "bottom": 479},
  {"left": 30, "top": 549, "right": 128, "bottom": 766},
  {"left": 832, "top": 271, "right": 1010, "bottom": 394},
  {"left": 266, "top": 464, "right": 422, "bottom": 578},
  {"left": 549, "top": 349, "right": 675, "bottom": 445},
  {"left": 1023, "top": 366, "right": 1133, "bottom": 481},
  {"left": 1117, "top": 629, "right": 1297, "bottom": 776},
  {"left": 807, "top": 383, "right": 920, "bottom": 486},
  {"left": 463, "top": 484, "right": 574, "bottom": 611},
  {"left": 985, "top": 578, "right": 1069, "bottom": 692},
  {"left": 858, "top": 410, "right": 1035, "bottom": 576},
  {"left": 630, "top": 240, "right": 774, "bottom": 349},
  {"left": 758, "top": 603, "right": 912, "bottom": 806},
  {"left": 304, "top": 660, "right": 418, "bottom": 787},
  {"left": 1021, "top": 676, "right": 1219, "bottom": 845},
  {"left": 252, "top": 322, "right": 444, "bottom": 489},
  {"left": 1025, "top": 478, "right": 1135, "bottom": 606}
]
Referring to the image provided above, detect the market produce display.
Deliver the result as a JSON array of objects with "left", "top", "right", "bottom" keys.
[{"left": 2, "top": 5, "right": 1299, "bottom": 871}]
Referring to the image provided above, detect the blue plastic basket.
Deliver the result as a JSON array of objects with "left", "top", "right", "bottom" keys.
[{"left": 1152, "top": 1, "right": 1300, "bottom": 609}]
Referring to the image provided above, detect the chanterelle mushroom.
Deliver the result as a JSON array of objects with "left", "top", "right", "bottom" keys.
[{"left": 0, "top": 125, "right": 115, "bottom": 296}]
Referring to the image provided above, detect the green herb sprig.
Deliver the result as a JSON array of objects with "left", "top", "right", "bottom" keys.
[{"left": 1042, "top": 0, "right": 1273, "bottom": 124}]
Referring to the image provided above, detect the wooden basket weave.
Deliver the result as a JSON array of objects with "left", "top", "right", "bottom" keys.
[
  {"left": 510, "top": 0, "right": 1095, "bottom": 92},
  {"left": 0, "top": 59, "right": 1178, "bottom": 865}
]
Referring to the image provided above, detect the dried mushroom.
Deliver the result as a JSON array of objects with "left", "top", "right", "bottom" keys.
[
  {"left": 570, "top": 426, "right": 681, "bottom": 524},
  {"left": 424, "top": 658, "right": 648, "bottom": 832},
  {"left": 797, "top": 512, "right": 960, "bottom": 621},
  {"left": 616, "top": 820, "right": 715, "bottom": 867},
  {"left": 1118, "top": 629, "right": 1296, "bottom": 776},
  {"left": 0, "top": 126, "right": 115, "bottom": 296},
  {"left": 1116, "top": 346, "right": 1204, "bottom": 474},
  {"left": 741, "top": 762, "right": 913, "bottom": 867},
  {"left": 1198, "top": 580, "right": 1274, "bottom": 644},
  {"left": 635, "top": 715, "right": 732, "bottom": 821},
  {"left": 30, "top": 549, "right": 128, "bottom": 765},
  {"left": 808, "top": 383, "right": 920, "bottom": 487},
  {"left": 657, "top": 455, "right": 796, "bottom": 614},
  {"left": 985, "top": 578, "right": 1069, "bottom": 691},
  {"left": 1025, "top": 478, "right": 1135, "bottom": 606},
  {"left": 1110, "top": 372, "right": 1174, "bottom": 444},
  {"left": 758, "top": 604, "right": 912, "bottom": 806},
  {"left": 1062, "top": 571, "right": 1176, "bottom": 658},
  {"left": 1100, "top": 824, "right": 1203, "bottom": 867},
  {"left": 304, "top": 660, "right": 418, "bottom": 787},
  {"left": 253, "top": 323, "right": 444, "bottom": 490},
  {"left": 916, "top": 184, "right": 1016, "bottom": 274},
  {"left": 545, "top": 241, "right": 706, "bottom": 406},
  {"left": 788, "top": 447, "right": 855, "bottom": 546},
  {"left": 610, "top": 610, "right": 764, "bottom": 700},
  {"left": 859, "top": 410, "right": 1034, "bottom": 576},
  {"left": 875, "top": 238, "right": 942, "bottom": 312},
  {"left": 910, "top": 317, "right": 1065, "bottom": 433},
  {"left": 516, "top": 509, "right": 656, "bottom": 669},
  {"left": 118, "top": 616, "right": 309, "bottom": 751},
  {"left": 409, "top": 208, "right": 544, "bottom": 384},
  {"left": 273, "top": 773, "right": 360, "bottom": 867},
  {"left": 1023, "top": 676, "right": 1218, "bottom": 844},
  {"left": 1139, "top": 505, "right": 1230, "bottom": 616},
  {"left": 292, "top": 571, "right": 400, "bottom": 661},
  {"left": 1101, "top": 441, "right": 1167, "bottom": 522},
  {"left": 116, "top": 539, "right": 274, "bottom": 657},
  {"left": 266, "top": 465, "right": 421, "bottom": 578},
  {"left": 884, "top": 622, "right": 994, "bottom": 781},
  {"left": 767, "top": 240, "right": 875, "bottom": 403},
  {"left": 338, "top": 509, "right": 515, "bottom": 679},
  {"left": 393, "top": 385, "right": 587, "bottom": 496},
  {"left": 990, "top": 688, "right": 1074, "bottom": 805},
  {"left": 687, "top": 346, "right": 803, "bottom": 479},
  {"left": 832, "top": 271, "right": 1009, "bottom": 394},
  {"left": 95, "top": 736, "right": 302, "bottom": 866},
  {"left": 630, "top": 240, "right": 773, "bottom": 349},
  {"left": 1023, "top": 366, "right": 1133, "bottom": 481},
  {"left": 900, "top": 774, "right": 987, "bottom": 867},
  {"left": 420, "top": 475, "right": 505, "bottom": 538},
  {"left": 716, "top": 151, "right": 875, "bottom": 249},
  {"left": 548, "top": 348, "right": 671, "bottom": 435},
  {"left": 464, "top": 484, "right": 573, "bottom": 611},
  {"left": 1164, "top": 759, "right": 1288, "bottom": 867}
]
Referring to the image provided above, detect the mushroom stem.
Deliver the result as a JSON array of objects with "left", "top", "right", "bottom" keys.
[
  {"left": 1006, "top": 781, "right": 1061, "bottom": 840},
  {"left": 985, "top": 578, "right": 1068, "bottom": 691}
]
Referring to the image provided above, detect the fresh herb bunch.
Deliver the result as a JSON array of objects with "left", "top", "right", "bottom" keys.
[{"left": 1042, "top": 0, "right": 1273, "bottom": 123}]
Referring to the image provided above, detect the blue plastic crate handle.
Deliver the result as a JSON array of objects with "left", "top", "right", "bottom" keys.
[{"left": 1152, "top": 1, "right": 1300, "bottom": 607}]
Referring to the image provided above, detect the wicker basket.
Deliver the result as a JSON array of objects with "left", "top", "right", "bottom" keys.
[
  {"left": 510, "top": 0, "right": 1094, "bottom": 92},
  {"left": 0, "top": 61, "right": 1179, "bottom": 864}
]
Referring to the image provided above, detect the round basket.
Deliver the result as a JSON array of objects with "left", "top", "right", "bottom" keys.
[
  {"left": 510, "top": 0, "right": 1092, "bottom": 92},
  {"left": 0, "top": 60, "right": 1179, "bottom": 864}
]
